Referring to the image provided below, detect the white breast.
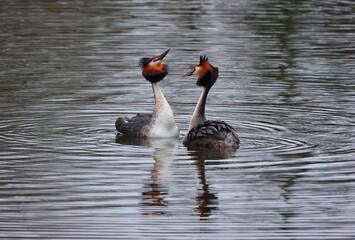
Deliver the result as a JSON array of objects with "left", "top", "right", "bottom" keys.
[{"left": 148, "top": 104, "right": 179, "bottom": 138}]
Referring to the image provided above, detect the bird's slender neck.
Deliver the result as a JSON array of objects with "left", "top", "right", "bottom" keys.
[
  {"left": 188, "top": 86, "right": 211, "bottom": 130},
  {"left": 149, "top": 82, "right": 178, "bottom": 138},
  {"left": 151, "top": 82, "right": 171, "bottom": 118}
]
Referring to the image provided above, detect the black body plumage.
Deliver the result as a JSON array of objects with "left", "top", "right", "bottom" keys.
[
  {"left": 184, "top": 120, "right": 240, "bottom": 149},
  {"left": 115, "top": 113, "right": 152, "bottom": 137},
  {"left": 187, "top": 120, "right": 238, "bottom": 140}
]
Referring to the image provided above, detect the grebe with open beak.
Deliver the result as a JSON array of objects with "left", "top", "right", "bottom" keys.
[
  {"left": 115, "top": 49, "right": 179, "bottom": 138},
  {"left": 181, "top": 56, "right": 240, "bottom": 149}
]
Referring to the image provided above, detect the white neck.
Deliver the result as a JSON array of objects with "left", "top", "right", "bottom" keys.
[
  {"left": 148, "top": 83, "right": 179, "bottom": 138},
  {"left": 188, "top": 87, "right": 210, "bottom": 130}
]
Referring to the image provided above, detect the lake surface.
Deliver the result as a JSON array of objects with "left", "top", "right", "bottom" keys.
[{"left": 0, "top": 0, "right": 354, "bottom": 239}]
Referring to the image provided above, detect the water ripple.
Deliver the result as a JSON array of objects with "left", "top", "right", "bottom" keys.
[{"left": 1, "top": 0, "right": 355, "bottom": 239}]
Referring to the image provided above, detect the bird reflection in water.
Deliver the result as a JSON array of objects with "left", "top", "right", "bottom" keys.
[
  {"left": 116, "top": 135, "right": 236, "bottom": 218},
  {"left": 188, "top": 148, "right": 234, "bottom": 219},
  {"left": 116, "top": 135, "right": 178, "bottom": 216}
]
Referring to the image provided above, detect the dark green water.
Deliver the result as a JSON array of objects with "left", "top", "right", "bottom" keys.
[{"left": 0, "top": 1, "right": 354, "bottom": 239}]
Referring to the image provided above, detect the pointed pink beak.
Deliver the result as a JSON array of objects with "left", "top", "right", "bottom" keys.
[{"left": 181, "top": 70, "right": 194, "bottom": 77}]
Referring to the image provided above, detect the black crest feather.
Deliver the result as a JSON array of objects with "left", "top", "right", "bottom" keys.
[
  {"left": 199, "top": 55, "right": 208, "bottom": 65},
  {"left": 139, "top": 57, "right": 152, "bottom": 68}
]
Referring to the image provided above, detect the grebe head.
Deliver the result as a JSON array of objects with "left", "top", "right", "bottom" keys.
[
  {"left": 181, "top": 55, "right": 219, "bottom": 87},
  {"left": 139, "top": 49, "right": 170, "bottom": 83}
]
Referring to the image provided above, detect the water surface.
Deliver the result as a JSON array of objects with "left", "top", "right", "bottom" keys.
[{"left": 0, "top": 0, "right": 354, "bottom": 239}]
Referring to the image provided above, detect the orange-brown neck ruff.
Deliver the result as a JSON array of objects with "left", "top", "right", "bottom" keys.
[
  {"left": 198, "top": 62, "right": 213, "bottom": 77},
  {"left": 196, "top": 62, "right": 218, "bottom": 87},
  {"left": 142, "top": 64, "right": 168, "bottom": 83}
]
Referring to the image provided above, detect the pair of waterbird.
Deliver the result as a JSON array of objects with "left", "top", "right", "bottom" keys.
[{"left": 115, "top": 49, "right": 240, "bottom": 150}]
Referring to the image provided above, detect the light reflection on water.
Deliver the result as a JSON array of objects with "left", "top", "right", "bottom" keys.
[{"left": 1, "top": 0, "right": 354, "bottom": 239}]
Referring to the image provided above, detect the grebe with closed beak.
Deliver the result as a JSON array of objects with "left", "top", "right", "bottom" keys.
[
  {"left": 115, "top": 49, "right": 179, "bottom": 138},
  {"left": 181, "top": 56, "right": 240, "bottom": 149}
]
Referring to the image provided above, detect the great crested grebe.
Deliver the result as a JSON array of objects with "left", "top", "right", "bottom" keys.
[
  {"left": 115, "top": 49, "right": 179, "bottom": 138},
  {"left": 181, "top": 56, "right": 240, "bottom": 149}
]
